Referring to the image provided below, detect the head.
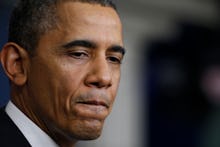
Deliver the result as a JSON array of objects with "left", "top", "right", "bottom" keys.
[{"left": 0, "top": 0, "right": 125, "bottom": 146}]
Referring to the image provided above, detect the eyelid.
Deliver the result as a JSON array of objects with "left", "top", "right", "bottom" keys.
[
  {"left": 66, "top": 47, "right": 90, "bottom": 54},
  {"left": 66, "top": 49, "right": 90, "bottom": 59},
  {"left": 106, "top": 53, "right": 123, "bottom": 64}
]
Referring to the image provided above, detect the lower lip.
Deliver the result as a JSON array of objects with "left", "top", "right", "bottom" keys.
[{"left": 72, "top": 103, "right": 109, "bottom": 120}]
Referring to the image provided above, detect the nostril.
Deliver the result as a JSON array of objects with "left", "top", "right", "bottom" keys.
[
  {"left": 90, "top": 82, "right": 100, "bottom": 87},
  {"left": 88, "top": 80, "right": 112, "bottom": 88}
]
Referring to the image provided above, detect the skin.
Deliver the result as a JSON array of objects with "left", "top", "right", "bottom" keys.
[{"left": 0, "top": 2, "right": 124, "bottom": 147}]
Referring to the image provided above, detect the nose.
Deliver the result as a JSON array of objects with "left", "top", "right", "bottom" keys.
[{"left": 85, "top": 57, "right": 112, "bottom": 89}]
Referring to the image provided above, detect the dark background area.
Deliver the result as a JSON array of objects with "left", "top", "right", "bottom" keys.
[
  {"left": 145, "top": 22, "right": 220, "bottom": 146},
  {"left": 0, "top": 1, "right": 14, "bottom": 107}
]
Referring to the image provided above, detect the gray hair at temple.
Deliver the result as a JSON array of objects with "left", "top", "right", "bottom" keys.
[{"left": 8, "top": 0, "right": 117, "bottom": 54}]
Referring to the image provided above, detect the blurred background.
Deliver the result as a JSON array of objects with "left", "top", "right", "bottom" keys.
[{"left": 1, "top": 0, "right": 220, "bottom": 147}]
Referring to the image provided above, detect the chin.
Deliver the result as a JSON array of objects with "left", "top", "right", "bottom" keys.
[
  {"left": 67, "top": 119, "right": 104, "bottom": 141},
  {"left": 70, "top": 127, "right": 103, "bottom": 141},
  {"left": 78, "top": 131, "right": 102, "bottom": 140}
]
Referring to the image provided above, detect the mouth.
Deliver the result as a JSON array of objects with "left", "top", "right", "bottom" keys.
[
  {"left": 72, "top": 98, "right": 110, "bottom": 120},
  {"left": 77, "top": 100, "right": 109, "bottom": 108}
]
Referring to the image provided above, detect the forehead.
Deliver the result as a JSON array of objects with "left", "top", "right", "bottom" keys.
[
  {"left": 56, "top": 2, "right": 121, "bottom": 30},
  {"left": 36, "top": 2, "right": 123, "bottom": 52}
]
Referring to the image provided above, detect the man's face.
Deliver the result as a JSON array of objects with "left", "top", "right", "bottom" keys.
[{"left": 26, "top": 2, "right": 124, "bottom": 142}]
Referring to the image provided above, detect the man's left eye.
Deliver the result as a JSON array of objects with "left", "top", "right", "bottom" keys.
[{"left": 107, "top": 56, "right": 122, "bottom": 64}]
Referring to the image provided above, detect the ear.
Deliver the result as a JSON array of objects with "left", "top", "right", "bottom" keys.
[{"left": 0, "top": 42, "right": 29, "bottom": 86}]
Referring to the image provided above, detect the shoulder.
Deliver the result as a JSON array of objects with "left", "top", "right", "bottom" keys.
[{"left": 0, "top": 106, "right": 31, "bottom": 147}]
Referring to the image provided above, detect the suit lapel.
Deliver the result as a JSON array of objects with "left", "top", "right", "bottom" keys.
[{"left": 0, "top": 107, "right": 31, "bottom": 146}]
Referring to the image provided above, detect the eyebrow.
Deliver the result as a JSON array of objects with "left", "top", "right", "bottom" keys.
[
  {"left": 108, "top": 45, "right": 126, "bottom": 56},
  {"left": 62, "top": 40, "right": 97, "bottom": 49},
  {"left": 61, "top": 39, "right": 126, "bottom": 55}
]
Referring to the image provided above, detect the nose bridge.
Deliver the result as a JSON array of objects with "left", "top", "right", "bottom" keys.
[
  {"left": 86, "top": 54, "right": 112, "bottom": 88},
  {"left": 95, "top": 56, "right": 108, "bottom": 72}
]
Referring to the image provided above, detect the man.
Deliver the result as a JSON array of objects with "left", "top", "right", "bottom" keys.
[{"left": 0, "top": 0, "right": 125, "bottom": 146}]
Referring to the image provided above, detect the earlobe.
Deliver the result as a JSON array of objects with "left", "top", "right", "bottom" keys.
[{"left": 0, "top": 42, "right": 29, "bottom": 86}]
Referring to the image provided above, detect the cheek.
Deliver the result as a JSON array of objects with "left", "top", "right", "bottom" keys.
[
  {"left": 28, "top": 59, "right": 82, "bottom": 120},
  {"left": 53, "top": 67, "right": 87, "bottom": 113},
  {"left": 57, "top": 66, "right": 84, "bottom": 95}
]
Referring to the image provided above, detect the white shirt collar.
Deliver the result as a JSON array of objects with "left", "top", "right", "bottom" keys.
[{"left": 5, "top": 101, "right": 59, "bottom": 147}]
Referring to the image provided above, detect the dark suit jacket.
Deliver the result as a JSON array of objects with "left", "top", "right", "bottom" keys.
[{"left": 0, "top": 107, "right": 31, "bottom": 146}]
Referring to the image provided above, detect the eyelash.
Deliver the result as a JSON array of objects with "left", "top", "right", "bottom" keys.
[{"left": 68, "top": 51, "right": 89, "bottom": 59}]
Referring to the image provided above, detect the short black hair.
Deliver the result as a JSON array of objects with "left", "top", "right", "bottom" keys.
[{"left": 8, "top": 0, "right": 117, "bottom": 54}]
